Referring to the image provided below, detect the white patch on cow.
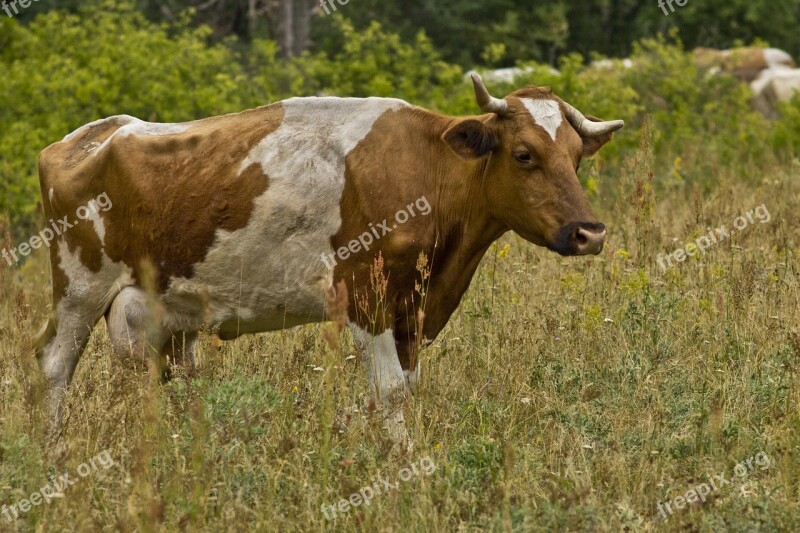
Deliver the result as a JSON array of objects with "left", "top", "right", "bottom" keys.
[
  {"left": 84, "top": 208, "right": 106, "bottom": 245},
  {"left": 239, "top": 97, "right": 408, "bottom": 175},
  {"left": 63, "top": 115, "right": 138, "bottom": 141},
  {"left": 48, "top": 188, "right": 55, "bottom": 204},
  {"left": 521, "top": 98, "right": 563, "bottom": 141},
  {"left": 751, "top": 68, "right": 773, "bottom": 95},
  {"left": 163, "top": 97, "right": 409, "bottom": 334},
  {"left": 57, "top": 241, "right": 132, "bottom": 302},
  {"left": 90, "top": 118, "right": 192, "bottom": 157},
  {"left": 58, "top": 242, "right": 92, "bottom": 300},
  {"left": 764, "top": 48, "right": 794, "bottom": 69}
]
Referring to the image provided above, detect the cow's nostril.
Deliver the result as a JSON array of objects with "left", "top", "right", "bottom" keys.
[
  {"left": 574, "top": 225, "right": 606, "bottom": 255},
  {"left": 551, "top": 222, "right": 606, "bottom": 256}
]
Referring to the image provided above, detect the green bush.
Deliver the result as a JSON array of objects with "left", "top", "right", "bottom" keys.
[
  {"left": 770, "top": 95, "right": 800, "bottom": 154},
  {"left": 3, "top": 4, "right": 800, "bottom": 243},
  {"left": 621, "top": 35, "right": 774, "bottom": 183},
  {"left": 0, "top": 4, "right": 247, "bottom": 236}
]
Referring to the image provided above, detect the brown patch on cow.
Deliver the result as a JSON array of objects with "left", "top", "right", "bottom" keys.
[
  {"left": 38, "top": 105, "right": 284, "bottom": 297},
  {"left": 103, "top": 156, "right": 270, "bottom": 291},
  {"left": 334, "top": 107, "right": 506, "bottom": 369}
]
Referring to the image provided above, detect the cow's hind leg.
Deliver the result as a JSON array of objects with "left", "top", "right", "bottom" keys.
[{"left": 36, "top": 300, "right": 112, "bottom": 441}]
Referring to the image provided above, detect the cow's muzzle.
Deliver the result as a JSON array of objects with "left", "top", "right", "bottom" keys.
[{"left": 549, "top": 222, "right": 606, "bottom": 256}]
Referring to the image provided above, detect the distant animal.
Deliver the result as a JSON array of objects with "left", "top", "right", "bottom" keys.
[
  {"left": 35, "top": 74, "right": 623, "bottom": 446},
  {"left": 465, "top": 66, "right": 560, "bottom": 85},
  {"left": 470, "top": 67, "right": 535, "bottom": 84},
  {"left": 751, "top": 67, "right": 800, "bottom": 119},
  {"left": 694, "top": 47, "right": 796, "bottom": 83},
  {"left": 588, "top": 58, "right": 635, "bottom": 71}
]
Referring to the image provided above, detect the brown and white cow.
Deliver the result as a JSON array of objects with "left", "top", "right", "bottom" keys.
[
  {"left": 694, "top": 47, "right": 796, "bottom": 83},
  {"left": 35, "top": 74, "right": 623, "bottom": 445}
]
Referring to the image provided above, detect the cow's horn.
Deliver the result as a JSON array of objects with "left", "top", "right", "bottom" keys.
[
  {"left": 562, "top": 101, "right": 624, "bottom": 137},
  {"left": 470, "top": 73, "right": 509, "bottom": 115}
]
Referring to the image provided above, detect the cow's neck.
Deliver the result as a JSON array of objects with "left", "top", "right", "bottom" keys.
[
  {"left": 341, "top": 105, "right": 508, "bottom": 350},
  {"left": 407, "top": 114, "right": 508, "bottom": 343}
]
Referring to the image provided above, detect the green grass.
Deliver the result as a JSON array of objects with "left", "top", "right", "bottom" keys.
[{"left": 1, "top": 147, "right": 799, "bottom": 532}]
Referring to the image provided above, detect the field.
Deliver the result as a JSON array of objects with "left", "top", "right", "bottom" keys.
[
  {"left": 1, "top": 131, "right": 799, "bottom": 532},
  {"left": 3, "top": 5, "right": 800, "bottom": 531}
]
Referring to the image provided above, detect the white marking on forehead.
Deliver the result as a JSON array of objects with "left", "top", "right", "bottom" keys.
[{"left": 521, "top": 98, "right": 563, "bottom": 141}]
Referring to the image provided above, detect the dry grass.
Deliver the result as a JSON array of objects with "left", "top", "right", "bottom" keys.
[{"left": 1, "top": 144, "right": 799, "bottom": 532}]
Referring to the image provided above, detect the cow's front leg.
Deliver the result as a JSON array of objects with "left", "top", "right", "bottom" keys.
[
  {"left": 349, "top": 325, "right": 411, "bottom": 448},
  {"left": 397, "top": 337, "right": 423, "bottom": 395}
]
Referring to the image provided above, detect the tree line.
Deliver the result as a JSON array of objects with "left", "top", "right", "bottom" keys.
[{"left": 11, "top": 0, "right": 800, "bottom": 65}]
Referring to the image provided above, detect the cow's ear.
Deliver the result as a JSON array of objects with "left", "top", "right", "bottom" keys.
[
  {"left": 443, "top": 119, "right": 499, "bottom": 159},
  {"left": 580, "top": 115, "right": 616, "bottom": 157}
]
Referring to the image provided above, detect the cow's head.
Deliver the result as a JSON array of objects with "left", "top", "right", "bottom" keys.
[{"left": 443, "top": 74, "right": 624, "bottom": 255}]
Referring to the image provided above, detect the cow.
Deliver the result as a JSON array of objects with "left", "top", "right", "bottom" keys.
[
  {"left": 588, "top": 58, "right": 635, "bottom": 71},
  {"left": 694, "top": 47, "right": 796, "bottom": 83},
  {"left": 464, "top": 66, "right": 561, "bottom": 86},
  {"left": 35, "top": 74, "right": 623, "bottom": 446},
  {"left": 750, "top": 67, "right": 800, "bottom": 119}
]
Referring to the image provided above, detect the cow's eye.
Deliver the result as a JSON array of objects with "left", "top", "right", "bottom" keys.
[{"left": 513, "top": 151, "right": 532, "bottom": 165}]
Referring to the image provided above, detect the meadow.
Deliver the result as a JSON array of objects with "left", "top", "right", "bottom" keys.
[
  {"left": 2, "top": 7, "right": 800, "bottom": 533},
  {"left": 2, "top": 134, "right": 799, "bottom": 532}
]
